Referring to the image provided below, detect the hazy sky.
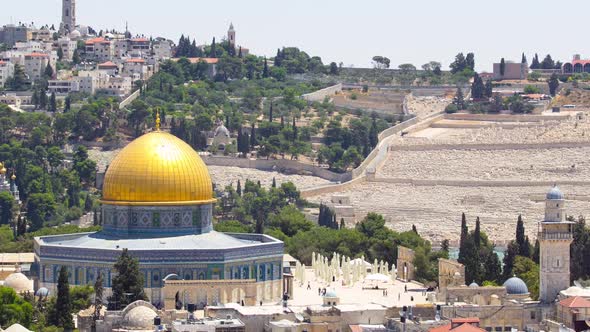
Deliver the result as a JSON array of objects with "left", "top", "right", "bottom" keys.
[{"left": 3, "top": 0, "right": 589, "bottom": 71}]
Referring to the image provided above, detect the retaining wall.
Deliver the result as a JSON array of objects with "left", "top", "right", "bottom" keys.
[
  {"left": 302, "top": 84, "right": 343, "bottom": 102},
  {"left": 201, "top": 156, "right": 351, "bottom": 183},
  {"left": 390, "top": 141, "right": 590, "bottom": 152},
  {"left": 119, "top": 89, "right": 141, "bottom": 109},
  {"left": 369, "top": 177, "right": 590, "bottom": 188},
  {"left": 444, "top": 113, "right": 570, "bottom": 122},
  {"left": 300, "top": 176, "right": 367, "bottom": 199}
]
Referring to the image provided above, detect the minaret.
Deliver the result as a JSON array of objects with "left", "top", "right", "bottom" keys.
[
  {"left": 61, "top": 0, "right": 76, "bottom": 33},
  {"left": 228, "top": 23, "right": 236, "bottom": 48},
  {"left": 538, "top": 186, "right": 573, "bottom": 303}
]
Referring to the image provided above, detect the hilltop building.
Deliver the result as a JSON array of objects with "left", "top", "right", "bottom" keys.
[
  {"left": 61, "top": 0, "right": 76, "bottom": 34},
  {"left": 34, "top": 118, "right": 284, "bottom": 307},
  {"left": 562, "top": 54, "right": 590, "bottom": 74}
]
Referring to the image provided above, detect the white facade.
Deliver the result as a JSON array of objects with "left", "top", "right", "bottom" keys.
[
  {"left": 24, "top": 53, "right": 51, "bottom": 80},
  {"left": 48, "top": 79, "right": 80, "bottom": 93},
  {"left": 153, "top": 39, "right": 173, "bottom": 60},
  {"left": 56, "top": 37, "right": 77, "bottom": 61},
  {"left": 0, "top": 61, "right": 15, "bottom": 87}
]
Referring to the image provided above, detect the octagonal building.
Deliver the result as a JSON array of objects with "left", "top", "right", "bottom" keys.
[{"left": 34, "top": 130, "right": 284, "bottom": 306}]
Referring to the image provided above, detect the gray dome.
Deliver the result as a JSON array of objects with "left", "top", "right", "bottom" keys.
[
  {"left": 324, "top": 290, "right": 338, "bottom": 298},
  {"left": 503, "top": 277, "right": 529, "bottom": 295},
  {"left": 546, "top": 186, "right": 564, "bottom": 200},
  {"left": 469, "top": 282, "right": 479, "bottom": 288},
  {"left": 35, "top": 287, "right": 49, "bottom": 297},
  {"left": 124, "top": 305, "right": 157, "bottom": 329},
  {"left": 214, "top": 125, "right": 230, "bottom": 138}
]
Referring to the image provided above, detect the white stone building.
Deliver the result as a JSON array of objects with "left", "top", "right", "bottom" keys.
[
  {"left": 152, "top": 38, "right": 173, "bottom": 60},
  {"left": 24, "top": 52, "right": 54, "bottom": 80},
  {"left": 0, "top": 60, "right": 15, "bottom": 87},
  {"left": 55, "top": 37, "right": 78, "bottom": 61}
]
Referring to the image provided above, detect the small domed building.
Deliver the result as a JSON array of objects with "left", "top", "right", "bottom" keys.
[{"left": 34, "top": 125, "right": 284, "bottom": 306}]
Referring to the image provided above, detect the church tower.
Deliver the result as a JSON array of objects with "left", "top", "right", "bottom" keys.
[
  {"left": 539, "top": 186, "right": 573, "bottom": 303},
  {"left": 228, "top": 23, "right": 236, "bottom": 48},
  {"left": 61, "top": 0, "right": 76, "bottom": 33}
]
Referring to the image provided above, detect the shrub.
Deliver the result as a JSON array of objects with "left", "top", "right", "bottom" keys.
[{"left": 445, "top": 104, "right": 458, "bottom": 114}]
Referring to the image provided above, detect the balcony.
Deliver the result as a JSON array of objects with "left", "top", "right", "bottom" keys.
[{"left": 538, "top": 232, "right": 572, "bottom": 240}]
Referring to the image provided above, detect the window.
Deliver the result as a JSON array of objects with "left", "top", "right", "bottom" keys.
[
  {"left": 530, "top": 311, "right": 536, "bottom": 319},
  {"left": 504, "top": 327, "right": 511, "bottom": 331},
  {"left": 495, "top": 327, "right": 502, "bottom": 331}
]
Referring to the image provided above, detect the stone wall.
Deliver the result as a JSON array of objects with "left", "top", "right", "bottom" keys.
[
  {"left": 119, "top": 88, "right": 140, "bottom": 109},
  {"left": 202, "top": 156, "right": 351, "bottom": 183},
  {"left": 369, "top": 177, "right": 590, "bottom": 188},
  {"left": 390, "top": 141, "right": 590, "bottom": 152},
  {"left": 302, "top": 83, "right": 343, "bottom": 102},
  {"left": 444, "top": 113, "right": 570, "bottom": 122}
]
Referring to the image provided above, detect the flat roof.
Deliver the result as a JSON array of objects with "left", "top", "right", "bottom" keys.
[
  {"left": 0, "top": 253, "right": 35, "bottom": 265},
  {"left": 36, "top": 231, "right": 279, "bottom": 251}
]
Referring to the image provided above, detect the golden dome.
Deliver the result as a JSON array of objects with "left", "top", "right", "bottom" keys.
[
  {"left": 10, "top": 173, "right": 15, "bottom": 180},
  {"left": 101, "top": 131, "right": 215, "bottom": 206},
  {"left": 0, "top": 167, "right": 6, "bottom": 175}
]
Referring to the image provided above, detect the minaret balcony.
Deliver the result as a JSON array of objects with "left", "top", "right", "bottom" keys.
[{"left": 538, "top": 232, "right": 573, "bottom": 240}]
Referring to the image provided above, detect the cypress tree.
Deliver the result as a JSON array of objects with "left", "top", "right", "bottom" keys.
[
  {"left": 55, "top": 266, "right": 73, "bottom": 329},
  {"left": 44, "top": 63, "right": 54, "bottom": 79},
  {"left": 485, "top": 250, "right": 502, "bottom": 283},
  {"left": 269, "top": 102, "right": 273, "bottom": 122},
  {"left": 210, "top": 37, "right": 217, "bottom": 58},
  {"left": 521, "top": 53, "right": 527, "bottom": 64},
  {"left": 458, "top": 212, "right": 468, "bottom": 264},
  {"left": 471, "top": 73, "right": 485, "bottom": 99},
  {"left": 548, "top": 73, "right": 559, "bottom": 96},
  {"left": 516, "top": 214, "right": 526, "bottom": 254},
  {"left": 502, "top": 241, "right": 519, "bottom": 280},
  {"left": 274, "top": 48, "right": 282, "bottom": 66},
  {"left": 40, "top": 90, "right": 48, "bottom": 109},
  {"left": 280, "top": 116, "right": 284, "bottom": 129},
  {"left": 236, "top": 180, "right": 242, "bottom": 197},
  {"left": 499, "top": 58, "right": 506, "bottom": 76},
  {"left": 292, "top": 117, "right": 298, "bottom": 141},
  {"left": 484, "top": 80, "right": 493, "bottom": 98},
  {"left": 64, "top": 96, "right": 71, "bottom": 112},
  {"left": 250, "top": 123, "right": 257, "bottom": 148},
  {"left": 93, "top": 272, "right": 104, "bottom": 324},
  {"left": 272, "top": 177, "right": 276, "bottom": 188},
  {"left": 32, "top": 90, "right": 39, "bottom": 109},
  {"left": 340, "top": 218, "right": 345, "bottom": 229},
  {"left": 369, "top": 116, "right": 378, "bottom": 148},
  {"left": 238, "top": 47, "right": 242, "bottom": 58},
  {"left": 522, "top": 236, "right": 532, "bottom": 258},
  {"left": 532, "top": 239, "right": 540, "bottom": 263},
  {"left": 453, "top": 88, "right": 465, "bottom": 110},
  {"left": 84, "top": 193, "right": 93, "bottom": 212},
  {"left": 474, "top": 217, "right": 481, "bottom": 247},
  {"left": 49, "top": 92, "right": 57, "bottom": 112},
  {"left": 412, "top": 224, "right": 418, "bottom": 234},
  {"left": 263, "top": 57, "right": 269, "bottom": 78}
]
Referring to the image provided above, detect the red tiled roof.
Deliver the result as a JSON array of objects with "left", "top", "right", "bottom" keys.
[
  {"left": 430, "top": 323, "right": 452, "bottom": 332},
  {"left": 451, "top": 323, "right": 486, "bottom": 332},
  {"left": 131, "top": 38, "right": 148, "bottom": 42},
  {"left": 25, "top": 53, "right": 49, "bottom": 58},
  {"left": 172, "top": 57, "right": 218, "bottom": 64},
  {"left": 560, "top": 296, "right": 590, "bottom": 308},
  {"left": 126, "top": 58, "right": 145, "bottom": 63},
  {"left": 85, "top": 37, "right": 105, "bottom": 45},
  {"left": 98, "top": 61, "right": 118, "bottom": 67}
]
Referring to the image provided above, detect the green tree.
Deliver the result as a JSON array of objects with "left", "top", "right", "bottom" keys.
[
  {"left": 503, "top": 240, "right": 519, "bottom": 281},
  {"left": 57, "top": 47, "right": 64, "bottom": 61},
  {"left": 471, "top": 72, "right": 485, "bottom": 99},
  {"left": 484, "top": 80, "right": 493, "bottom": 98},
  {"left": 110, "top": 249, "right": 147, "bottom": 309},
  {"left": 452, "top": 88, "right": 465, "bottom": 110},
  {"left": 514, "top": 256, "right": 539, "bottom": 300},
  {"left": 548, "top": 73, "right": 559, "bottom": 96},
  {"left": 499, "top": 58, "right": 506, "bottom": 76},
  {"left": 44, "top": 63, "right": 54, "bottom": 79},
  {"left": 54, "top": 266, "right": 74, "bottom": 329},
  {"left": 450, "top": 53, "right": 466, "bottom": 74},
  {"left": 0, "top": 191, "right": 15, "bottom": 225},
  {"left": 6, "top": 64, "right": 28, "bottom": 91},
  {"left": 26, "top": 193, "right": 56, "bottom": 231},
  {"left": 49, "top": 92, "right": 57, "bottom": 112},
  {"left": 516, "top": 214, "right": 526, "bottom": 255},
  {"left": 0, "top": 286, "right": 33, "bottom": 328}
]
